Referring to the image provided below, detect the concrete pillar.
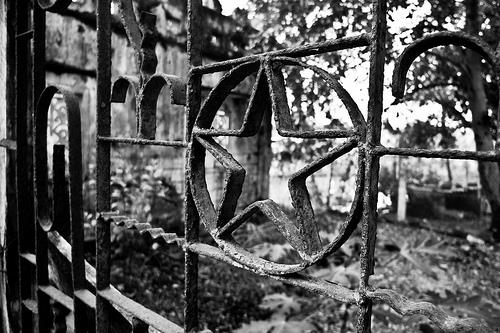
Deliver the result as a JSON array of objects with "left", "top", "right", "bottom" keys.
[{"left": 397, "top": 156, "right": 407, "bottom": 222}]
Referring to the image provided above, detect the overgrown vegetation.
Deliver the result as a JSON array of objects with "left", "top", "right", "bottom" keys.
[{"left": 84, "top": 163, "right": 499, "bottom": 332}]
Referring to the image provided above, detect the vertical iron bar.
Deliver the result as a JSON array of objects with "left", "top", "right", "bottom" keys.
[
  {"left": 67, "top": 100, "right": 88, "bottom": 332},
  {"left": 357, "top": 0, "right": 387, "bottom": 332},
  {"left": 33, "top": 3, "right": 53, "bottom": 332},
  {"left": 15, "top": 0, "right": 35, "bottom": 330},
  {"left": 52, "top": 145, "right": 71, "bottom": 332},
  {"left": 53, "top": 145, "right": 70, "bottom": 242},
  {"left": 5, "top": 0, "right": 20, "bottom": 330},
  {"left": 96, "top": 0, "right": 112, "bottom": 332},
  {"left": 185, "top": 0, "right": 203, "bottom": 332}
]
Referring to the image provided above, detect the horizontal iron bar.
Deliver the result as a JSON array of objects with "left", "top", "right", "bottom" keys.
[
  {"left": 19, "top": 252, "right": 36, "bottom": 266},
  {"left": 46, "top": 60, "right": 97, "bottom": 78},
  {"left": 22, "top": 299, "right": 38, "bottom": 314},
  {"left": 74, "top": 289, "right": 96, "bottom": 309},
  {"left": 98, "top": 287, "right": 183, "bottom": 333},
  {"left": 191, "top": 34, "right": 371, "bottom": 74},
  {"left": 193, "top": 127, "right": 260, "bottom": 137},
  {"left": 21, "top": 298, "right": 38, "bottom": 314},
  {"left": 277, "top": 129, "right": 358, "bottom": 139},
  {"left": 186, "top": 242, "right": 358, "bottom": 304},
  {"left": 374, "top": 146, "right": 500, "bottom": 161},
  {"left": 97, "top": 136, "right": 187, "bottom": 148},
  {"left": 367, "top": 289, "right": 488, "bottom": 332},
  {"left": 38, "top": 285, "right": 74, "bottom": 311},
  {"left": 193, "top": 127, "right": 358, "bottom": 138}
]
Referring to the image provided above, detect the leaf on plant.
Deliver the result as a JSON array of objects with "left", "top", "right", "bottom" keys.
[
  {"left": 251, "top": 243, "right": 293, "bottom": 261},
  {"left": 399, "top": 247, "right": 437, "bottom": 279},
  {"left": 235, "top": 319, "right": 315, "bottom": 333},
  {"left": 313, "top": 263, "right": 359, "bottom": 288},
  {"left": 259, "top": 293, "right": 300, "bottom": 319}
]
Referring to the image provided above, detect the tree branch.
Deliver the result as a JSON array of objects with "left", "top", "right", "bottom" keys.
[
  {"left": 426, "top": 50, "right": 471, "bottom": 79},
  {"left": 406, "top": 82, "right": 458, "bottom": 97},
  {"left": 391, "top": 82, "right": 472, "bottom": 128},
  {"left": 441, "top": 101, "right": 472, "bottom": 128}
]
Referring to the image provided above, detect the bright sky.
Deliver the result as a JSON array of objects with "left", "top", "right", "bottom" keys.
[{"left": 219, "top": 0, "right": 247, "bottom": 15}]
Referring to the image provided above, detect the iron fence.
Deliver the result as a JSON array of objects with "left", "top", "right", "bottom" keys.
[{"left": 3, "top": 0, "right": 496, "bottom": 332}]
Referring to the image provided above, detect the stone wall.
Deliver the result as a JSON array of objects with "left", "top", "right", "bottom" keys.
[{"left": 45, "top": 0, "right": 272, "bottom": 206}]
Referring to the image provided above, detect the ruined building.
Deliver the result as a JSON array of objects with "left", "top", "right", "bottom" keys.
[{"left": 45, "top": 0, "right": 272, "bottom": 207}]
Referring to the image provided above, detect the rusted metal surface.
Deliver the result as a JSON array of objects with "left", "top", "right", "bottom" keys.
[
  {"left": 96, "top": 0, "right": 112, "bottom": 331},
  {"left": 109, "top": 3, "right": 185, "bottom": 140},
  {"left": 98, "top": 287, "right": 183, "bottom": 333},
  {"left": 357, "top": 0, "right": 387, "bottom": 331},
  {"left": 188, "top": 41, "right": 368, "bottom": 277},
  {"left": 7, "top": 0, "right": 496, "bottom": 331},
  {"left": 97, "top": 136, "right": 188, "bottom": 147},
  {"left": 15, "top": 0, "right": 36, "bottom": 330},
  {"left": 184, "top": 0, "right": 492, "bottom": 331},
  {"left": 366, "top": 289, "right": 491, "bottom": 333},
  {"left": 108, "top": 70, "right": 186, "bottom": 141},
  {"left": 52, "top": 145, "right": 70, "bottom": 242},
  {"left": 191, "top": 34, "right": 371, "bottom": 75},
  {"left": 185, "top": 1, "right": 203, "bottom": 332},
  {"left": 35, "top": 85, "right": 91, "bottom": 332},
  {"left": 375, "top": 146, "right": 500, "bottom": 161},
  {"left": 392, "top": 31, "right": 500, "bottom": 101}
]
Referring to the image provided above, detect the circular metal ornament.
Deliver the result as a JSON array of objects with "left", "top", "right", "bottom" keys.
[{"left": 190, "top": 58, "right": 366, "bottom": 275}]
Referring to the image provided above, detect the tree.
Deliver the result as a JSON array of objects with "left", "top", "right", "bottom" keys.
[
  {"left": 391, "top": 0, "right": 500, "bottom": 239},
  {"left": 241, "top": 0, "right": 500, "bottom": 240}
]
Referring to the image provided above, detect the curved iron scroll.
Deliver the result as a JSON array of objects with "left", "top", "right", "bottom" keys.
[
  {"left": 189, "top": 57, "right": 366, "bottom": 275},
  {"left": 392, "top": 31, "right": 500, "bottom": 99},
  {"left": 35, "top": 85, "right": 82, "bottom": 232},
  {"left": 110, "top": 73, "right": 186, "bottom": 139},
  {"left": 34, "top": 85, "right": 91, "bottom": 331}
]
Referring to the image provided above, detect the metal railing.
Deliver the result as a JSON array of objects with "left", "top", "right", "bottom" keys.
[{"left": 5, "top": 0, "right": 494, "bottom": 332}]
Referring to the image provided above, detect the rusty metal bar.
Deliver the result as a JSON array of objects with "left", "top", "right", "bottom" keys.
[
  {"left": 96, "top": 0, "right": 112, "bottom": 332},
  {"left": 38, "top": 285, "right": 73, "bottom": 311},
  {"left": 374, "top": 146, "right": 500, "bottom": 161},
  {"left": 193, "top": 127, "right": 357, "bottom": 138},
  {"left": 53, "top": 145, "right": 70, "bottom": 242},
  {"left": 191, "top": 34, "right": 371, "bottom": 74},
  {"left": 357, "top": 0, "right": 387, "bottom": 331},
  {"left": 33, "top": 4, "right": 54, "bottom": 330},
  {"left": 185, "top": 0, "right": 203, "bottom": 332},
  {"left": 98, "top": 288, "right": 183, "bottom": 332},
  {"left": 5, "top": 2, "right": 20, "bottom": 331},
  {"left": 366, "top": 289, "right": 489, "bottom": 332},
  {"left": 65, "top": 88, "right": 90, "bottom": 333},
  {"left": 97, "top": 136, "right": 187, "bottom": 148},
  {"left": 187, "top": 242, "right": 358, "bottom": 303},
  {"left": 15, "top": 0, "right": 35, "bottom": 329}
]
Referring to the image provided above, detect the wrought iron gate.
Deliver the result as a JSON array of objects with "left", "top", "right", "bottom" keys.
[{"left": 4, "top": 0, "right": 496, "bottom": 332}]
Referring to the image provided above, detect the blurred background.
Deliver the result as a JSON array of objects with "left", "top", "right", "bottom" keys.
[{"left": 42, "top": 0, "right": 500, "bottom": 332}]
